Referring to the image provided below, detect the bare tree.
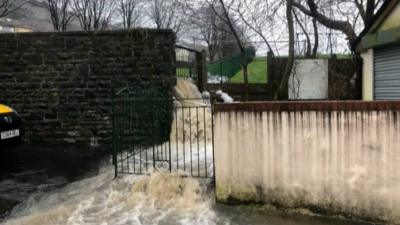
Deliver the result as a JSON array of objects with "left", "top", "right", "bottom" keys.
[
  {"left": 293, "top": 0, "right": 383, "bottom": 44},
  {"left": 205, "top": 0, "right": 250, "bottom": 85},
  {"left": 148, "top": 0, "right": 184, "bottom": 35},
  {"left": 72, "top": 0, "right": 116, "bottom": 31},
  {"left": 288, "top": 60, "right": 301, "bottom": 99},
  {"left": 118, "top": 0, "right": 141, "bottom": 29},
  {"left": 290, "top": 0, "right": 382, "bottom": 99},
  {"left": 0, "top": 0, "right": 13, "bottom": 17},
  {"left": 274, "top": 0, "right": 295, "bottom": 100},
  {"left": 184, "top": 4, "right": 221, "bottom": 61},
  {"left": 0, "top": 0, "right": 26, "bottom": 18},
  {"left": 233, "top": 0, "right": 277, "bottom": 56},
  {"left": 312, "top": 17, "right": 318, "bottom": 56},
  {"left": 293, "top": 9, "right": 311, "bottom": 57},
  {"left": 43, "top": 0, "right": 74, "bottom": 31},
  {"left": 354, "top": 0, "right": 381, "bottom": 24}
]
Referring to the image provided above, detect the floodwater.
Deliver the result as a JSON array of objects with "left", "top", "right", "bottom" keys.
[
  {"left": 0, "top": 145, "right": 108, "bottom": 223},
  {"left": 0, "top": 80, "right": 378, "bottom": 225},
  {"left": 0, "top": 146, "right": 374, "bottom": 225}
]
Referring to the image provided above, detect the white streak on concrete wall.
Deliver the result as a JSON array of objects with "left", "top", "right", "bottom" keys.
[
  {"left": 214, "top": 110, "right": 400, "bottom": 223},
  {"left": 289, "top": 59, "right": 328, "bottom": 100},
  {"left": 361, "top": 49, "right": 374, "bottom": 101}
]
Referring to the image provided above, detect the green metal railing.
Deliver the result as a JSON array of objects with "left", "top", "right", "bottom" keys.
[
  {"left": 112, "top": 88, "right": 215, "bottom": 179},
  {"left": 176, "top": 65, "right": 197, "bottom": 80},
  {"left": 176, "top": 46, "right": 198, "bottom": 81},
  {"left": 112, "top": 88, "right": 173, "bottom": 177}
]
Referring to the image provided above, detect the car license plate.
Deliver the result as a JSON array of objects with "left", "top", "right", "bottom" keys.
[{"left": 1, "top": 129, "right": 20, "bottom": 140}]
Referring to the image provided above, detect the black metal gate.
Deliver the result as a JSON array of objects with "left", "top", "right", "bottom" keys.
[{"left": 112, "top": 88, "right": 214, "bottom": 179}]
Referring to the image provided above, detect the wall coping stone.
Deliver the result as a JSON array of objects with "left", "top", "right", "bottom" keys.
[{"left": 214, "top": 101, "right": 400, "bottom": 112}]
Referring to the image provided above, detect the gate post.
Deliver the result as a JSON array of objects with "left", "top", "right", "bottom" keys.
[
  {"left": 196, "top": 50, "right": 207, "bottom": 92},
  {"left": 112, "top": 91, "right": 118, "bottom": 178}
]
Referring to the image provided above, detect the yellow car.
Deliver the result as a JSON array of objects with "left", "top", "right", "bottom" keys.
[{"left": 0, "top": 104, "right": 24, "bottom": 149}]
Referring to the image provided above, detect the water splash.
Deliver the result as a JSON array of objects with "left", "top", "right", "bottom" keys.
[
  {"left": 2, "top": 166, "right": 218, "bottom": 225},
  {"left": 2, "top": 79, "right": 218, "bottom": 225},
  {"left": 174, "top": 79, "right": 203, "bottom": 100}
]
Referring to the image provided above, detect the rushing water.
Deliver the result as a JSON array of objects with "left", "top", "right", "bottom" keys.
[
  {"left": 1, "top": 161, "right": 373, "bottom": 225},
  {"left": 0, "top": 80, "right": 375, "bottom": 225},
  {"left": 2, "top": 164, "right": 214, "bottom": 225}
]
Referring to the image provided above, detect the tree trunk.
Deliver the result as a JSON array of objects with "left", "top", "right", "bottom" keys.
[
  {"left": 217, "top": 0, "right": 248, "bottom": 83},
  {"left": 293, "top": 9, "right": 311, "bottom": 57},
  {"left": 365, "top": 0, "right": 375, "bottom": 24},
  {"left": 241, "top": 51, "right": 249, "bottom": 101},
  {"left": 293, "top": 0, "right": 357, "bottom": 43},
  {"left": 274, "top": 0, "right": 295, "bottom": 100},
  {"left": 242, "top": 56, "right": 249, "bottom": 84},
  {"left": 312, "top": 18, "right": 318, "bottom": 57}
]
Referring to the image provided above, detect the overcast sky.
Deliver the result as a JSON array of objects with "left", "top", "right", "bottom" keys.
[
  {"left": 175, "top": 0, "right": 361, "bottom": 56},
  {"left": 17, "top": 0, "right": 366, "bottom": 56}
]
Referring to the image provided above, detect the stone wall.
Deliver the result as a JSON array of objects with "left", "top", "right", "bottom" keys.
[
  {"left": 214, "top": 101, "right": 400, "bottom": 223},
  {"left": 0, "top": 29, "right": 176, "bottom": 146}
]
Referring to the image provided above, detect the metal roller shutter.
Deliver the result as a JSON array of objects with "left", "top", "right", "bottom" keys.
[{"left": 374, "top": 44, "right": 400, "bottom": 100}]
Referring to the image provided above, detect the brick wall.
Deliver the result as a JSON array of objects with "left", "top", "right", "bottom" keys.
[{"left": 0, "top": 29, "right": 176, "bottom": 146}]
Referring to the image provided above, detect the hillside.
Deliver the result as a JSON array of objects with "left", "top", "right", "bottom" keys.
[{"left": 229, "top": 58, "right": 268, "bottom": 84}]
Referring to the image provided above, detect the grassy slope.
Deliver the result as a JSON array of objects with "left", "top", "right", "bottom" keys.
[{"left": 229, "top": 58, "right": 268, "bottom": 84}]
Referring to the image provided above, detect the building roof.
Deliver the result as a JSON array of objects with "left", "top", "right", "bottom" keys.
[
  {"left": 0, "top": 18, "right": 33, "bottom": 30},
  {"left": 352, "top": 0, "right": 399, "bottom": 51},
  {"left": 0, "top": 1, "right": 81, "bottom": 32}
]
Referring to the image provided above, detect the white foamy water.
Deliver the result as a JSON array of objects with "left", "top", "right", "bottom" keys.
[
  {"left": 2, "top": 163, "right": 221, "bottom": 225},
  {"left": 2, "top": 79, "right": 219, "bottom": 225},
  {"left": 117, "top": 79, "right": 214, "bottom": 177},
  {"left": 0, "top": 164, "right": 371, "bottom": 225}
]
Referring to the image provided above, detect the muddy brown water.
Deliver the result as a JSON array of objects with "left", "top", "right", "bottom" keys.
[
  {"left": 0, "top": 144, "right": 108, "bottom": 222},
  {"left": 0, "top": 145, "right": 377, "bottom": 225}
]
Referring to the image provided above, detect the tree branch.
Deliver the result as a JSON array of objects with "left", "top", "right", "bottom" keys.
[{"left": 293, "top": 0, "right": 356, "bottom": 43}]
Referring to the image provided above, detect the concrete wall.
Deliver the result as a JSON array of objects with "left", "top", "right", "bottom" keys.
[
  {"left": 361, "top": 49, "right": 374, "bottom": 101},
  {"left": 214, "top": 102, "right": 400, "bottom": 223},
  {"left": 0, "top": 29, "right": 176, "bottom": 146},
  {"left": 289, "top": 59, "right": 328, "bottom": 100}
]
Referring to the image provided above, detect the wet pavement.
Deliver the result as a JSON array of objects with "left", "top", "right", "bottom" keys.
[{"left": 215, "top": 204, "right": 377, "bottom": 225}]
